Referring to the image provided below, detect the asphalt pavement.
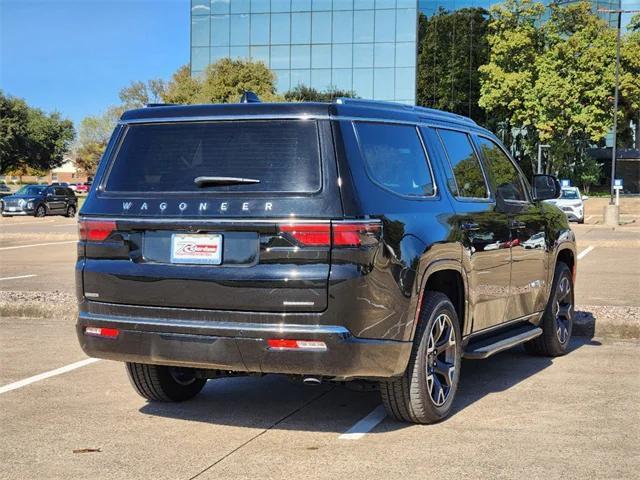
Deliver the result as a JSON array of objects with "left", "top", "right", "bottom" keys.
[{"left": 1, "top": 210, "right": 639, "bottom": 479}]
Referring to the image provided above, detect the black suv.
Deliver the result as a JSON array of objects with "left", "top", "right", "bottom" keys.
[
  {"left": 76, "top": 99, "right": 576, "bottom": 424},
  {"left": 2, "top": 184, "right": 77, "bottom": 217}
]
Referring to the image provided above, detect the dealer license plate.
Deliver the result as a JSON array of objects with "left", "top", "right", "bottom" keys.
[{"left": 170, "top": 234, "right": 222, "bottom": 265}]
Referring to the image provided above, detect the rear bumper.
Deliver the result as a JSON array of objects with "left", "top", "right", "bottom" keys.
[{"left": 76, "top": 311, "right": 411, "bottom": 380}]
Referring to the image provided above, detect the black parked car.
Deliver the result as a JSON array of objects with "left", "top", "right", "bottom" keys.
[
  {"left": 1, "top": 184, "right": 77, "bottom": 217},
  {"left": 76, "top": 98, "right": 576, "bottom": 424}
]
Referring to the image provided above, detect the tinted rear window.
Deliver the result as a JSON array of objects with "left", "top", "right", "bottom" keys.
[{"left": 104, "top": 120, "right": 321, "bottom": 193}]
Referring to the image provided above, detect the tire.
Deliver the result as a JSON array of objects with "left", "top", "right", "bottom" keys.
[
  {"left": 577, "top": 217, "right": 584, "bottom": 224},
  {"left": 126, "top": 363, "right": 207, "bottom": 402},
  {"left": 35, "top": 205, "right": 46, "bottom": 217},
  {"left": 525, "top": 262, "right": 574, "bottom": 357},
  {"left": 66, "top": 205, "right": 76, "bottom": 217},
  {"left": 379, "top": 292, "right": 462, "bottom": 424}
]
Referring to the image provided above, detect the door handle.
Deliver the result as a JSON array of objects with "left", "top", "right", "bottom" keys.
[
  {"left": 461, "top": 222, "right": 480, "bottom": 231},
  {"left": 510, "top": 220, "right": 526, "bottom": 230}
]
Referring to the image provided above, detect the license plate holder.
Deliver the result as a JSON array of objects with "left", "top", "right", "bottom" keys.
[{"left": 170, "top": 234, "right": 222, "bottom": 265}]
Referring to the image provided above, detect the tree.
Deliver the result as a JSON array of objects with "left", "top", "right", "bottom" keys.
[
  {"left": 620, "top": 19, "right": 640, "bottom": 149},
  {"left": 197, "top": 58, "right": 280, "bottom": 103},
  {"left": 417, "top": 8, "right": 490, "bottom": 123},
  {"left": 161, "top": 65, "right": 202, "bottom": 104},
  {"left": 72, "top": 106, "right": 121, "bottom": 175},
  {"left": 284, "top": 85, "right": 356, "bottom": 102},
  {"left": 119, "top": 79, "right": 166, "bottom": 108},
  {"left": 0, "top": 91, "right": 74, "bottom": 174},
  {"left": 479, "top": 1, "right": 618, "bottom": 175},
  {"left": 161, "top": 59, "right": 280, "bottom": 104}
]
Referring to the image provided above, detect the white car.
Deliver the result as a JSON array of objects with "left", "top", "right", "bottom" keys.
[{"left": 545, "top": 186, "right": 586, "bottom": 223}]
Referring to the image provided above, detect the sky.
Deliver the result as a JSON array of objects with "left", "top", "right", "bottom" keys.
[
  {"left": 0, "top": 0, "right": 189, "bottom": 128},
  {"left": 0, "top": 0, "right": 637, "bottom": 129}
]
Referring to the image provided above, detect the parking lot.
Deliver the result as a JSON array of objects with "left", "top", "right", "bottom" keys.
[{"left": 1, "top": 201, "right": 639, "bottom": 480}]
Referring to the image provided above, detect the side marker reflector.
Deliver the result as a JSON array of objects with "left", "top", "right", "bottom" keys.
[
  {"left": 267, "top": 339, "right": 327, "bottom": 351},
  {"left": 85, "top": 327, "right": 119, "bottom": 338}
]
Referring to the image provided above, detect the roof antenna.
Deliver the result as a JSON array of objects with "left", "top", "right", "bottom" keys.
[{"left": 239, "top": 91, "right": 261, "bottom": 103}]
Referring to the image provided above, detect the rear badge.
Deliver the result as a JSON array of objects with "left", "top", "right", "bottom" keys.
[{"left": 171, "top": 234, "right": 222, "bottom": 265}]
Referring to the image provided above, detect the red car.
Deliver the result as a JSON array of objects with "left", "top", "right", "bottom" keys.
[{"left": 75, "top": 183, "right": 90, "bottom": 194}]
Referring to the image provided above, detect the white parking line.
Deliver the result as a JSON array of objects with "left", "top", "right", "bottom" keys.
[
  {"left": 0, "top": 358, "right": 101, "bottom": 395},
  {"left": 0, "top": 274, "right": 37, "bottom": 282},
  {"left": 0, "top": 240, "right": 76, "bottom": 251},
  {"left": 339, "top": 405, "right": 387, "bottom": 440},
  {"left": 577, "top": 246, "right": 595, "bottom": 260}
]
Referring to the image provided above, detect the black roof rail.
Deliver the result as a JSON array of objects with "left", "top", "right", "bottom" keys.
[{"left": 333, "top": 97, "right": 477, "bottom": 126}]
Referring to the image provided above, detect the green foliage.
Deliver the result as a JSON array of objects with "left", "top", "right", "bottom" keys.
[
  {"left": 283, "top": 85, "right": 356, "bottom": 102},
  {"left": 0, "top": 91, "right": 74, "bottom": 175},
  {"left": 417, "top": 8, "right": 490, "bottom": 123},
  {"left": 72, "top": 106, "right": 122, "bottom": 174},
  {"left": 629, "top": 13, "right": 640, "bottom": 32},
  {"left": 119, "top": 79, "right": 166, "bottom": 108},
  {"left": 620, "top": 20, "right": 640, "bottom": 149},
  {"left": 479, "top": 1, "right": 620, "bottom": 174},
  {"left": 161, "top": 65, "right": 202, "bottom": 104},
  {"left": 162, "top": 59, "right": 281, "bottom": 104}
]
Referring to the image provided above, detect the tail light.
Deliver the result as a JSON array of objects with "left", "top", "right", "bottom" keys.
[
  {"left": 78, "top": 219, "right": 116, "bottom": 241},
  {"left": 279, "top": 221, "right": 381, "bottom": 247}
]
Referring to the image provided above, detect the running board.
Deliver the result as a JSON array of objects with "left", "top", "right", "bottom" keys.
[{"left": 463, "top": 326, "right": 543, "bottom": 360}]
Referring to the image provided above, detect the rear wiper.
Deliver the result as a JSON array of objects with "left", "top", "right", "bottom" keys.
[{"left": 194, "top": 176, "right": 261, "bottom": 187}]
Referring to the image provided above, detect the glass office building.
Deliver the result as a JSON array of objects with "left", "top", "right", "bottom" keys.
[
  {"left": 190, "top": 0, "right": 620, "bottom": 105},
  {"left": 191, "top": 0, "right": 419, "bottom": 104}
]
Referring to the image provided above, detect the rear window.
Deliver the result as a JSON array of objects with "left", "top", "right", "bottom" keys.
[{"left": 104, "top": 120, "right": 321, "bottom": 193}]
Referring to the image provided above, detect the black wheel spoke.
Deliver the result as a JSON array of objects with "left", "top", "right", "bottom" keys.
[
  {"left": 425, "top": 312, "right": 458, "bottom": 407},
  {"left": 434, "top": 360, "right": 455, "bottom": 387}
]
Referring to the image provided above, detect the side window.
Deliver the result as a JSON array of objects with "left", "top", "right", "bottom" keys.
[
  {"left": 354, "top": 122, "right": 435, "bottom": 197},
  {"left": 437, "top": 129, "right": 489, "bottom": 199},
  {"left": 54, "top": 187, "right": 66, "bottom": 196},
  {"left": 476, "top": 137, "right": 527, "bottom": 202}
]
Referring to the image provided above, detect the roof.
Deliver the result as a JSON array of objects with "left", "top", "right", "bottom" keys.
[{"left": 119, "top": 98, "right": 484, "bottom": 132}]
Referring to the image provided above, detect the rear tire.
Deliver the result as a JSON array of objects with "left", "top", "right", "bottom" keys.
[
  {"left": 525, "top": 262, "right": 574, "bottom": 357},
  {"left": 379, "top": 292, "right": 462, "bottom": 424},
  {"left": 126, "top": 363, "right": 206, "bottom": 402}
]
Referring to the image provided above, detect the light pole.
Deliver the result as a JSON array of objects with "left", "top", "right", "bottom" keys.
[
  {"left": 598, "top": 8, "right": 640, "bottom": 204},
  {"left": 537, "top": 143, "right": 550, "bottom": 174},
  {"left": 598, "top": 8, "right": 640, "bottom": 225}
]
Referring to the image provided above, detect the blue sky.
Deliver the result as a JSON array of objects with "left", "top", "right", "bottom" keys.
[{"left": 1, "top": 0, "right": 189, "bottom": 127}]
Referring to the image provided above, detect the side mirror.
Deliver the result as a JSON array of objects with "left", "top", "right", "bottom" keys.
[
  {"left": 582, "top": 195, "right": 589, "bottom": 201},
  {"left": 532, "top": 174, "right": 560, "bottom": 201}
]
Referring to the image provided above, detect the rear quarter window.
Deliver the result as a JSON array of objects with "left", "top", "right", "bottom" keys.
[
  {"left": 354, "top": 122, "right": 435, "bottom": 197},
  {"left": 104, "top": 120, "right": 321, "bottom": 194}
]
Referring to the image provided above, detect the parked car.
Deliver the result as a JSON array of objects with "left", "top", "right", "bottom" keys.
[
  {"left": 75, "top": 98, "right": 576, "bottom": 424},
  {"left": 69, "top": 183, "right": 79, "bottom": 191},
  {"left": 545, "top": 186, "right": 586, "bottom": 223},
  {"left": 0, "top": 183, "right": 12, "bottom": 212},
  {"left": 1, "top": 184, "right": 77, "bottom": 217},
  {"left": 75, "top": 183, "right": 90, "bottom": 194}
]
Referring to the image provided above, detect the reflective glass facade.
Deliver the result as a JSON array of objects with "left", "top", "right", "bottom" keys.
[
  {"left": 418, "top": 0, "right": 621, "bottom": 26},
  {"left": 191, "top": 0, "right": 418, "bottom": 104}
]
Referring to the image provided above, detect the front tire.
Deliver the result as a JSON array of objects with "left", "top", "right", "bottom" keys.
[
  {"left": 66, "top": 205, "right": 76, "bottom": 217},
  {"left": 525, "top": 262, "right": 574, "bottom": 356},
  {"left": 126, "top": 363, "right": 206, "bottom": 402},
  {"left": 35, "top": 205, "right": 46, "bottom": 217},
  {"left": 379, "top": 292, "right": 462, "bottom": 424}
]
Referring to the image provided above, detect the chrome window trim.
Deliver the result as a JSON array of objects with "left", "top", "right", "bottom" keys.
[{"left": 78, "top": 216, "right": 382, "bottom": 225}]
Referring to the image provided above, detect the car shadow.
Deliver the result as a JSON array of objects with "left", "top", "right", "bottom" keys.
[{"left": 139, "top": 333, "right": 600, "bottom": 434}]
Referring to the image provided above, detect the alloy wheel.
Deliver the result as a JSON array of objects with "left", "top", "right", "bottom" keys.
[
  {"left": 36, "top": 206, "right": 46, "bottom": 217},
  {"left": 425, "top": 313, "right": 457, "bottom": 406},
  {"left": 554, "top": 275, "right": 573, "bottom": 344}
]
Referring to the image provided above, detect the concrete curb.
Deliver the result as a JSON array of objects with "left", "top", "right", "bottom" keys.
[{"left": 574, "top": 306, "right": 640, "bottom": 340}]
